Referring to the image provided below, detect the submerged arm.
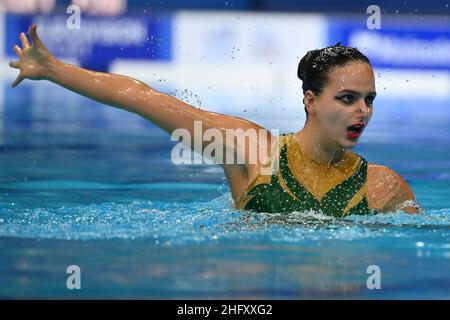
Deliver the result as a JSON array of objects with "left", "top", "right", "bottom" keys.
[{"left": 367, "top": 164, "right": 421, "bottom": 214}]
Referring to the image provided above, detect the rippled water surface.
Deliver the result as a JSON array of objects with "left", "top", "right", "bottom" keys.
[
  {"left": 1, "top": 89, "right": 449, "bottom": 298},
  {"left": 0, "top": 130, "right": 448, "bottom": 299}
]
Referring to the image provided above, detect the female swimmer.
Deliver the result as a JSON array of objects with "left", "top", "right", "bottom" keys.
[{"left": 8, "top": 25, "right": 420, "bottom": 215}]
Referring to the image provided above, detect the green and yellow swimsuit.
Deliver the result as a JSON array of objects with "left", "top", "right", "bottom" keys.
[{"left": 237, "top": 133, "right": 372, "bottom": 216}]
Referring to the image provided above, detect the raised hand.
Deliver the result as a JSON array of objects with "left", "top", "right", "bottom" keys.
[{"left": 9, "top": 24, "right": 56, "bottom": 88}]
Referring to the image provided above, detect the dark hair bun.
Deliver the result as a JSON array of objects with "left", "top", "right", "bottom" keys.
[
  {"left": 297, "top": 50, "right": 316, "bottom": 81},
  {"left": 297, "top": 44, "right": 371, "bottom": 95}
]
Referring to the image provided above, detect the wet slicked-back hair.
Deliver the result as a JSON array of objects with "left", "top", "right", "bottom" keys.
[{"left": 297, "top": 43, "right": 371, "bottom": 116}]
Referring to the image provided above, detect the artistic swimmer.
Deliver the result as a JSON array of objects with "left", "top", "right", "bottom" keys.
[{"left": 9, "top": 25, "right": 421, "bottom": 216}]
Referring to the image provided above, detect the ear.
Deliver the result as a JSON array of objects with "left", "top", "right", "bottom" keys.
[{"left": 303, "top": 90, "right": 318, "bottom": 116}]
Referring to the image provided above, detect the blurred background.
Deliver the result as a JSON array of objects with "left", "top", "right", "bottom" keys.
[
  {"left": 1, "top": 1, "right": 450, "bottom": 300},
  {"left": 1, "top": 0, "right": 449, "bottom": 139}
]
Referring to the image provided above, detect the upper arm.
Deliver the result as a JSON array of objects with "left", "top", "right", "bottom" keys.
[
  {"left": 367, "top": 164, "right": 420, "bottom": 214},
  {"left": 123, "top": 83, "right": 275, "bottom": 202},
  {"left": 132, "top": 89, "right": 257, "bottom": 141},
  {"left": 129, "top": 87, "right": 273, "bottom": 165}
]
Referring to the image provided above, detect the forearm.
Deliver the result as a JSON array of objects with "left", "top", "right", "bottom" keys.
[
  {"left": 45, "top": 58, "right": 162, "bottom": 114},
  {"left": 43, "top": 58, "right": 218, "bottom": 137}
]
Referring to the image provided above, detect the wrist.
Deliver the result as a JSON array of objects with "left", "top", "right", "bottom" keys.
[{"left": 44, "top": 56, "right": 64, "bottom": 81}]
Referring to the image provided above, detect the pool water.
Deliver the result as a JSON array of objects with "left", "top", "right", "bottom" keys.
[{"left": 0, "top": 83, "right": 449, "bottom": 299}]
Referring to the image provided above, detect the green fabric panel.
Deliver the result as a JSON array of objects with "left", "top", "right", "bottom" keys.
[{"left": 346, "top": 196, "right": 373, "bottom": 216}]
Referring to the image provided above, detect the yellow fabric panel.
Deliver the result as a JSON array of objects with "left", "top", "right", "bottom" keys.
[
  {"left": 286, "top": 134, "right": 361, "bottom": 201},
  {"left": 342, "top": 183, "right": 368, "bottom": 216}
]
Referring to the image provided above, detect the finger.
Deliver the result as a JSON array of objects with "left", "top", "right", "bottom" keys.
[
  {"left": 13, "top": 45, "right": 22, "bottom": 56},
  {"left": 11, "top": 74, "right": 24, "bottom": 88},
  {"left": 9, "top": 60, "right": 20, "bottom": 69},
  {"left": 29, "top": 24, "right": 44, "bottom": 47},
  {"left": 20, "top": 32, "right": 31, "bottom": 49}
]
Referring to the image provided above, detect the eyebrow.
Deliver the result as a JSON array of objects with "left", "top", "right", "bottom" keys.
[{"left": 336, "top": 89, "right": 377, "bottom": 96}]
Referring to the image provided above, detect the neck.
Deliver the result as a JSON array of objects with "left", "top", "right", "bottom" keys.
[{"left": 294, "top": 121, "right": 346, "bottom": 165}]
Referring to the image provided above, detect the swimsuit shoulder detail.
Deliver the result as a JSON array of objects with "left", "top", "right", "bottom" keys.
[{"left": 237, "top": 133, "right": 373, "bottom": 216}]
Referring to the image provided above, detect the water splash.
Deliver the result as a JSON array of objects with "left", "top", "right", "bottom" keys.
[{"left": 1, "top": 193, "right": 448, "bottom": 245}]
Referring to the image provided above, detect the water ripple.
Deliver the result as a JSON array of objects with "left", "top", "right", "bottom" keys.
[{"left": 0, "top": 194, "right": 449, "bottom": 244}]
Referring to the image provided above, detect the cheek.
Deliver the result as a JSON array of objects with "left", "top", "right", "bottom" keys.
[
  {"left": 323, "top": 104, "right": 348, "bottom": 126},
  {"left": 317, "top": 99, "right": 350, "bottom": 128}
]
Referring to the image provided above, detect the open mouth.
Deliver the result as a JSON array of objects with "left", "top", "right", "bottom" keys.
[{"left": 346, "top": 124, "right": 364, "bottom": 139}]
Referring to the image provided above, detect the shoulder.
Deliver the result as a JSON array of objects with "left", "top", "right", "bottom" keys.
[
  {"left": 367, "top": 164, "right": 420, "bottom": 213},
  {"left": 224, "top": 128, "right": 277, "bottom": 204}
]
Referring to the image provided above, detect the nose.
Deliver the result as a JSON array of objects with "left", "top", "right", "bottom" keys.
[{"left": 357, "top": 99, "right": 371, "bottom": 116}]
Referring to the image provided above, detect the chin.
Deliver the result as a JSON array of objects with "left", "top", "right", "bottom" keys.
[{"left": 341, "top": 138, "right": 358, "bottom": 149}]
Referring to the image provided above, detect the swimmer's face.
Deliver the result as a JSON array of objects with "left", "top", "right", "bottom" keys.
[{"left": 306, "top": 62, "right": 376, "bottom": 149}]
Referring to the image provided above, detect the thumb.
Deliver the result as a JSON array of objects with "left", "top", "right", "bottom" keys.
[{"left": 12, "top": 74, "right": 24, "bottom": 88}]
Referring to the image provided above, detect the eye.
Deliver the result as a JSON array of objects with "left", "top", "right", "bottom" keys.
[
  {"left": 365, "top": 95, "right": 376, "bottom": 105},
  {"left": 337, "top": 95, "right": 355, "bottom": 104}
]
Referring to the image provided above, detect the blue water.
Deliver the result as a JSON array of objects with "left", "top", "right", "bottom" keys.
[{"left": 0, "top": 83, "right": 449, "bottom": 299}]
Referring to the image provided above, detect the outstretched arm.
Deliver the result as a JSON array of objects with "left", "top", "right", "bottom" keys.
[
  {"left": 9, "top": 25, "right": 259, "bottom": 136},
  {"left": 9, "top": 24, "right": 274, "bottom": 202}
]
